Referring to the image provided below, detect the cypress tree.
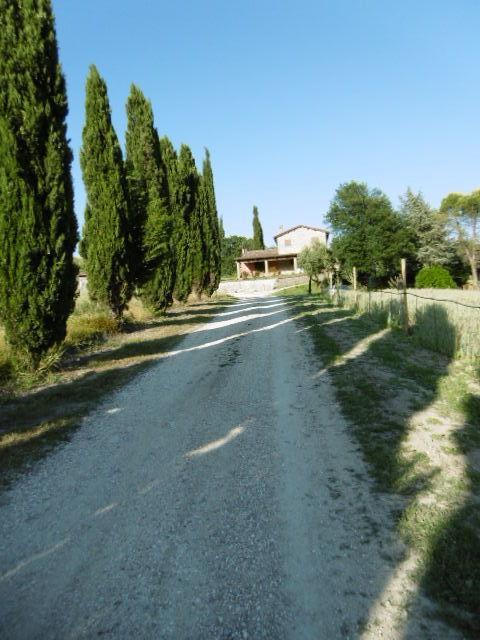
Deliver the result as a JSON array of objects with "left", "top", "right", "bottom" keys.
[
  {"left": 252, "top": 205, "right": 265, "bottom": 249},
  {"left": 200, "top": 149, "right": 221, "bottom": 293},
  {"left": 80, "top": 65, "right": 132, "bottom": 320},
  {"left": 0, "top": 0, "right": 78, "bottom": 367},
  {"left": 125, "top": 85, "right": 173, "bottom": 310},
  {"left": 159, "top": 137, "right": 180, "bottom": 304},
  {"left": 159, "top": 137, "right": 179, "bottom": 205},
  {"left": 219, "top": 217, "right": 225, "bottom": 244},
  {"left": 174, "top": 145, "right": 199, "bottom": 301}
]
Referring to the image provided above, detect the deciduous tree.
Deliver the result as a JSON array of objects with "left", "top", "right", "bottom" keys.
[
  {"left": 327, "top": 181, "right": 414, "bottom": 287},
  {"left": 440, "top": 190, "right": 480, "bottom": 288},
  {"left": 297, "top": 240, "right": 333, "bottom": 293}
]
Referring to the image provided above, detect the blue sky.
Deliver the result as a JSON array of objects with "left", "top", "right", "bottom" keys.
[{"left": 52, "top": 0, "right": 480, "bottom": 246}]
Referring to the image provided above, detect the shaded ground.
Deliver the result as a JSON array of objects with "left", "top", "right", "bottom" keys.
[
  {"left": 0, "top": 300, "right": 231, "bottom": 490},
  {"left": 0, "top": 296, "right": 467, "bottom": 638}
]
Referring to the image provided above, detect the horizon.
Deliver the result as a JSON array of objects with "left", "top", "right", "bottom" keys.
[{"left": 52, "top": 0, "right": 480, "bottom": 246}]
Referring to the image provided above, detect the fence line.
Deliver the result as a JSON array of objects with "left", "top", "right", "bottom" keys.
[
  {"left": 375, "top": 288, "right": 480, "bottom": 310},
  {"left": 335, "top": 287, "right": 480, "bottom": 360}
]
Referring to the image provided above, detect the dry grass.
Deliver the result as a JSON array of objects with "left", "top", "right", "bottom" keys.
[
  {"left": 281, "top": 287, "right": 480, "bottom": 634},
  {"left": 338, "top": 288, "right": 480, "bottom": 359}
]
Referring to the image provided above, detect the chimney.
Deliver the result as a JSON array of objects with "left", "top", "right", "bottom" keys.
[{"left": 278, "top": 225, "right": 284, "bottom": 233}]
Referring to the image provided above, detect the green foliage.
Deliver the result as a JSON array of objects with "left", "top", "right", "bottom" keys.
[
  {"left": 297, "top": 240, "right": 333, "bottom": 290},
  {"left": 80, "top": 65, "right": 133, "bottom": 319},
  {"left": 198, "top": 149, "right": 221, "bottom": 294},
  {"left": 125, "top": 85, "right": 173, "bottom": 311},
  {"left": 441, "top": 190, "right": 480, "bottom": 288},
  {"left": 415, "top": 265, "right": 456, "bottom": 289},
  {"left": 221, "top": 236, "right": 253, "bottom": 277},
  {"left": 174, "top": 145, "right": 200, "bottom": 301},
  {"left": 400, "top": 189, "right": 452, "bottom": 268},
  {"left": 252, "top": 206, "right": 265, "bottom": 249},
  {"left": 0, "top": 0, "right": 78, "bottom": 368},
  {"left": 327, "top": 181, "right": 415, "bottom": 287},
  {"left": 158, "top": 136, "right": 180, "bottom": 303}
]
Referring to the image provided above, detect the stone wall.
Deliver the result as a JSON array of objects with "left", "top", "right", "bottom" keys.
[{"left": 217, "top": 274, "right": 309, "bottom": 297}]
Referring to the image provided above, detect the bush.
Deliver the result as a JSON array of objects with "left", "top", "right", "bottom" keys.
[
  {"left": 415, "top": 266, "right": 456, "bottom": 289},
  {"left": 66, "top": 314, "right": 119, "bottom": 349}
]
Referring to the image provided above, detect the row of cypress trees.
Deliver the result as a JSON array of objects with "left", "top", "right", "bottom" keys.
[
  {"left": 80, "top": 66, "right": 221, "bottom": 320},
  {"left": 0, "top": 0, "right": 221, "bottom": 369}
]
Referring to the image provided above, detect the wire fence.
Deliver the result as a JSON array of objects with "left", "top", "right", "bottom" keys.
[{"left": 335, "top": 288, "right": 480, "bottom": 359}]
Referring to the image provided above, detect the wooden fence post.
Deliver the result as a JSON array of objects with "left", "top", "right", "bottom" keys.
[
  {"left": 353, "top": 266, "right": 358, "bottom": 310},
  {"left": 401, "top": 258, "right": 409, "bottom": 334}
]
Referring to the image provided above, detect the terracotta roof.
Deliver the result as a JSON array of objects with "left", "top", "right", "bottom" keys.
[
  {"left": 235, "top": 248, "right": 278, "bottom": 261},
  {"left": 274, "top": 224, "right": 329, "bottom": 240},
  {"left": 235, "top": 249, "right": 302, "bottom": 261}
]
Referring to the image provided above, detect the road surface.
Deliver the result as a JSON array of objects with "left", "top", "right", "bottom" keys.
[{"left": 0, "top": 296, "right": 438, "bottom": 639}]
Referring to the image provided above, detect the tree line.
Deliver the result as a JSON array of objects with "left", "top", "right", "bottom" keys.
[
  {"left": 80, "top": 66, "right": 221, "bottom": 319},
  {"left": 300, "top": 181, "right": 478, "bottom": 289},
  {"left": 221, "top": 205, "right": 265, "bottom": 276},
  {"left": 0, "top": 0, "right": 221, "bottom": 369}
]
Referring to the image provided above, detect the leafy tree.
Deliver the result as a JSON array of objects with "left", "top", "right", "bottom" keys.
[
  {"left": 0, "top": 0, "right": 78, "bottom": 367},
  {"left": 440, "top": 190, "right": 480, "bottom": 288},
  {"left": 252, "top": 206, "right": 265, "bottom": 249},
  {"left": 174, "top": 145, "right": 200, "bottom": 301},
  {"left": 221, "top": 236, "right": 253, "bottom": 277},
  {"left": 415, "top": 265, "right": 456, "bottom": 289},
  {"left": 297, "top": 240, "right": 333, "bottom": 293},
  {"left": 80, "top": 65, "right": 132, "bottom": 320},
  {"left": 198, "top": 149, "right": 221, "bottom": 294},
  {"left": 399, "top": 189, "right": 452, "bottom": 268},
  {"left": 125, "top": 85, "right": 173, "bottom": 310},
  {"left": 327, "top": 181, "right": 414, "bottom": 287}
]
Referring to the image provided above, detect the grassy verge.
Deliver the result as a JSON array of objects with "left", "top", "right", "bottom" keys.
[
  {"left": 0, "top": 293, "right": 233, "bottom": 489},
  {"left": 280, "top": 285, "right": 480, "bottom": 635}
]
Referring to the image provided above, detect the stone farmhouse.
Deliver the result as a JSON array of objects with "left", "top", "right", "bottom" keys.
[{"left": 235, "top": 224, "right": 329, "bottom": 279}]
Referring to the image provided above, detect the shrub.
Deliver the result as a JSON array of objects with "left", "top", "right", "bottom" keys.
[{"left": 415, "top": 266, "right": 456, "bottom": 289}]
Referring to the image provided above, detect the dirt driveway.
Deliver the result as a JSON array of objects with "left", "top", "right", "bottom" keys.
[{"left": 0, "top": 297, "right": 459, "bottom": 639}]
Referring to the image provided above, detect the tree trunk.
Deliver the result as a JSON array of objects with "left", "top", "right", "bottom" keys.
[
  {"left": 468, "top": 255, "right": 479, "bottom": 288},
  {"left": 308, "top": 276, "right": 312, "bottom": 294}
]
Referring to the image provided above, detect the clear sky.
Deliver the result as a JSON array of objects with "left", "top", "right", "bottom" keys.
[{"left": 52, "top": 0, "right": 480, "bottom": 247}]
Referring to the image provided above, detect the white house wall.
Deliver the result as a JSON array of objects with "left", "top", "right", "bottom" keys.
[{"left": 277, "top": 227, "right": 327, "bottom": 255}]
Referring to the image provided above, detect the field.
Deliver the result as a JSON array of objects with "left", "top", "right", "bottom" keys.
[{"left": 337, "top": 288, "right": 480, "bottom": 359}]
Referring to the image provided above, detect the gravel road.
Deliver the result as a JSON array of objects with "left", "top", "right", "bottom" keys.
[{"left": 0, "top": 297, "right": 438, "bottom": 639}]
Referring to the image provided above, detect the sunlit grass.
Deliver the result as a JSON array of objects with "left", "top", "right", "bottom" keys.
[{"left": 339, "top": 288, "right": 480, "bottom": 359}]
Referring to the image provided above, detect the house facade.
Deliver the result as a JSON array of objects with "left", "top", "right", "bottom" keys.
[{"left": 235, "top": 224, "right": 329, "bottom": 279}]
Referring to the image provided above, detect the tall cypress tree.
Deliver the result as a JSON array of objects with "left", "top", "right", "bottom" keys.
[
  {"left": 174, "top": 145, "right": 199, "bottom": 301},
  {"left": 80, "top": 65, "right": 132, "bottom": 320},
  {"left": 125, "top": 85, "right": 173, "bottom": 310},
  {"left": 159, "top": 137, "right": 179, "bottom": 304},
  {"left": 200, "top": 149, "right": 221, "bottom": 293},
  {"left": 0, "top": 0, "right": 78, "bottom": 367},
  {"left": 252, "top": 205, "right": 265, "bottom": 249}
]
